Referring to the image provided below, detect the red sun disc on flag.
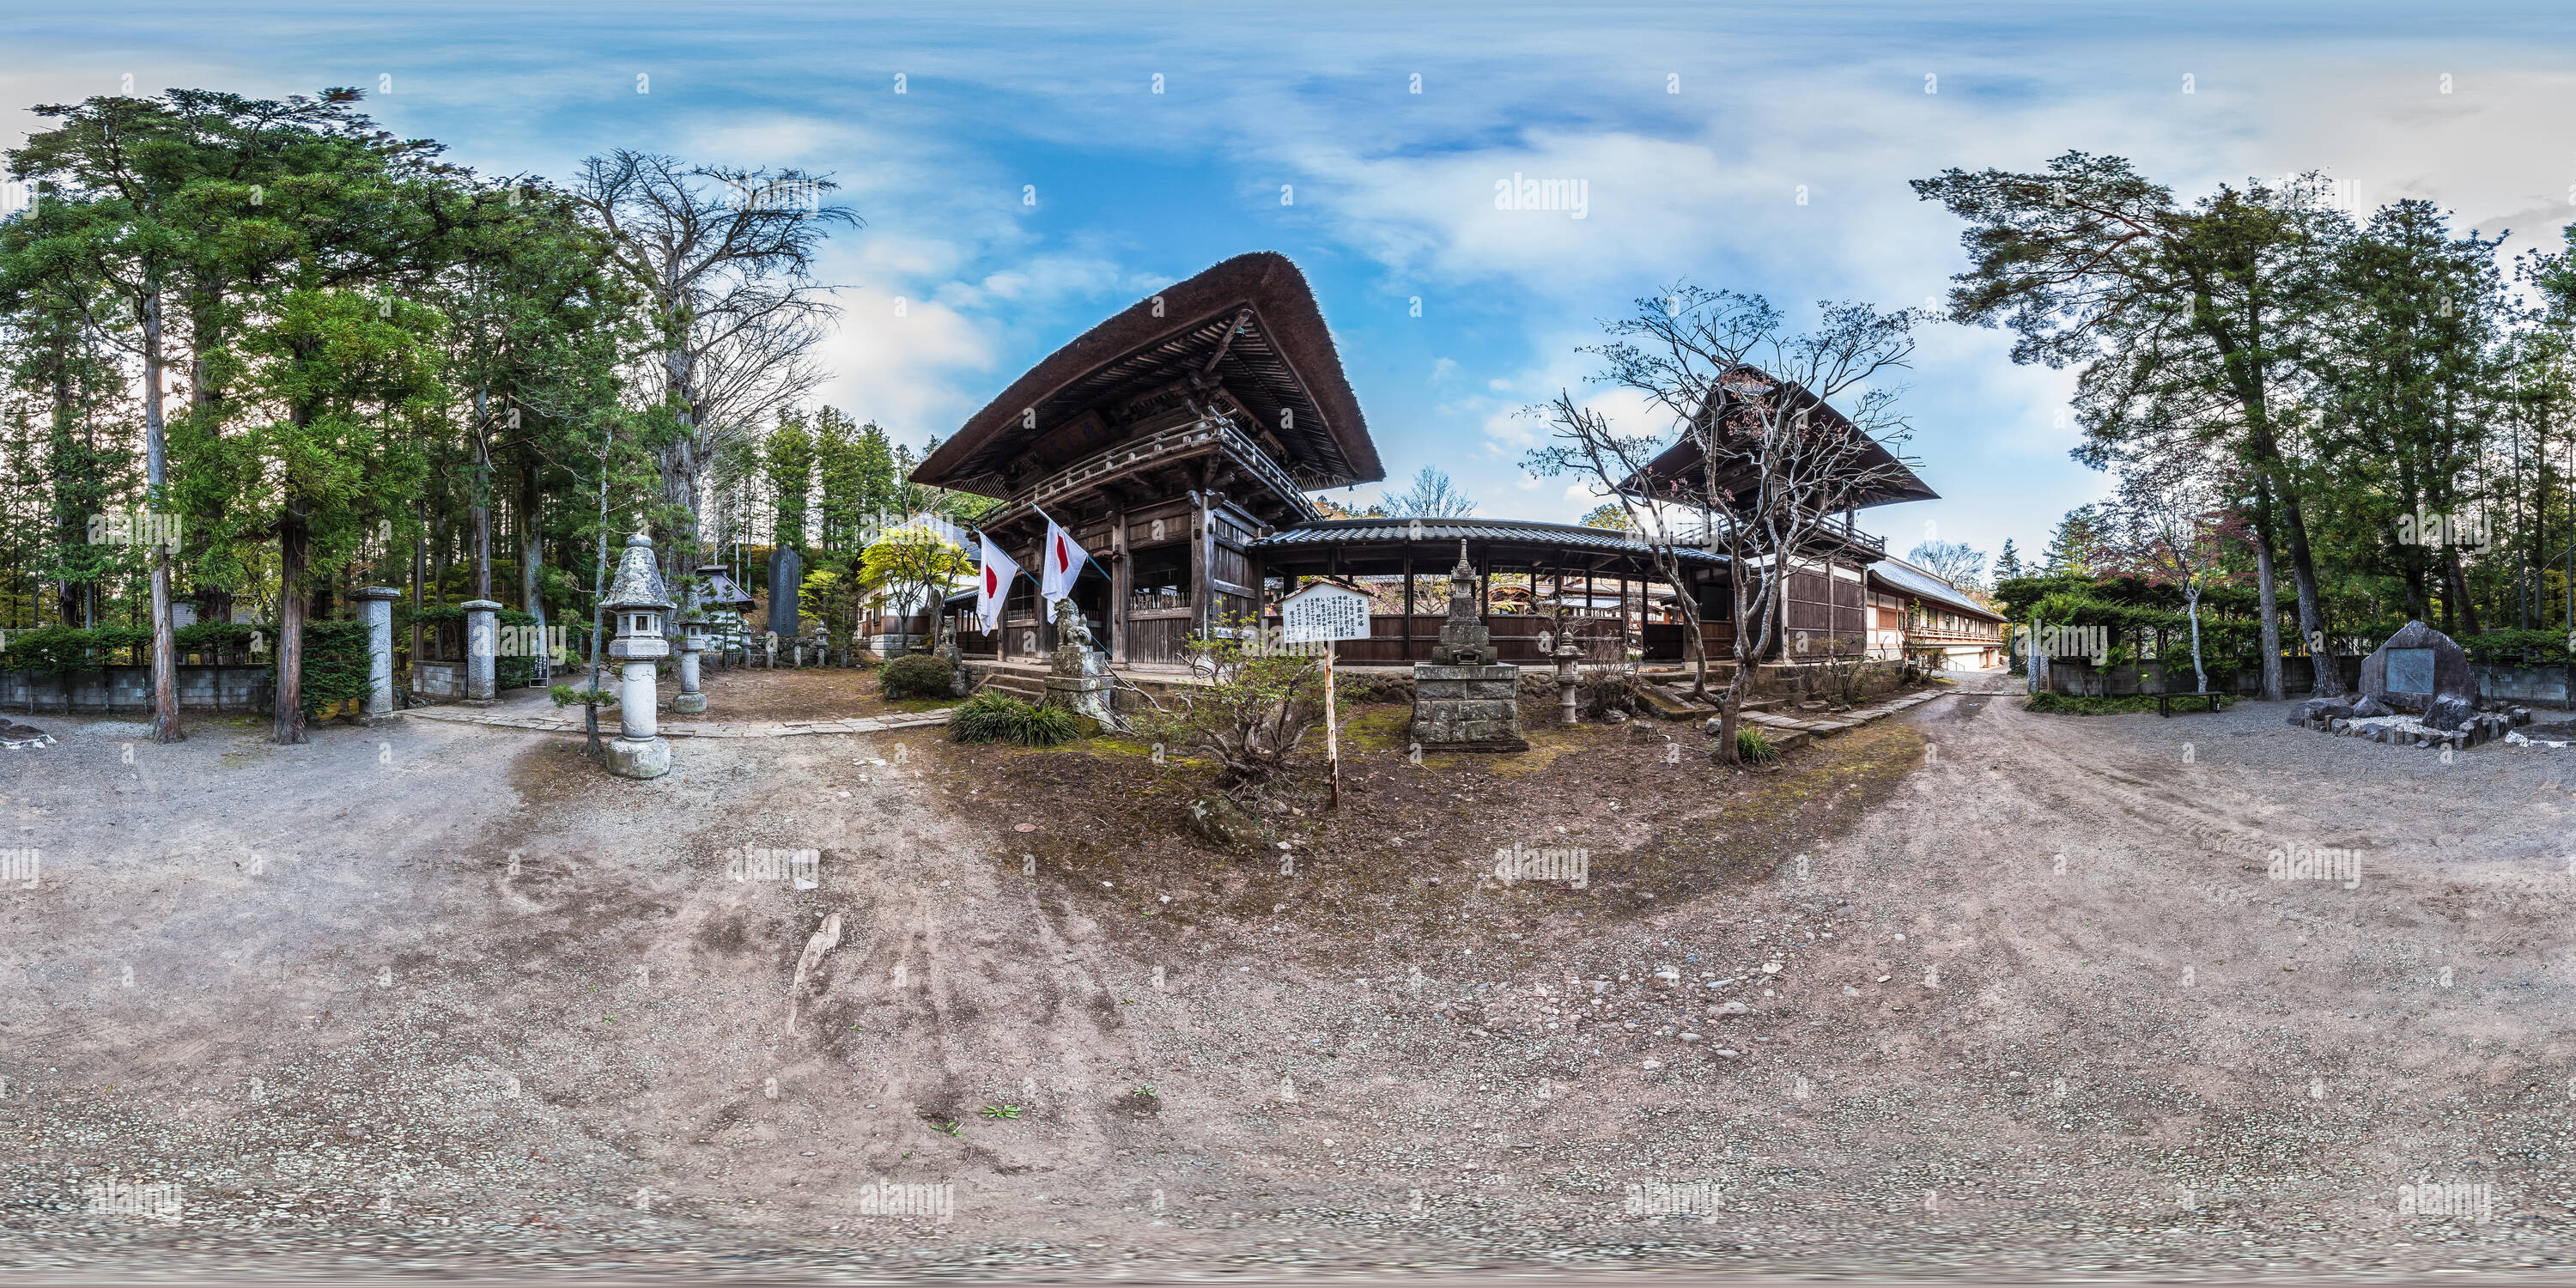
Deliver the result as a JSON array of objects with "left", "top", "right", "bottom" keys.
[
  {"left": 1054, "top": 537, "right": 1070, "bottom": 572},
  {"left": 985, "top": 567, "right": 999, "bottom": 594}
]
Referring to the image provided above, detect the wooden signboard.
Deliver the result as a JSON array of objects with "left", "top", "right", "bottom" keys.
[{"left": 1278, "top": 581, "right": 1371, "bottom": 805}]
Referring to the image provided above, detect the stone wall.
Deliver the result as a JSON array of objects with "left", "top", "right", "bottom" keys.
[
  {"left": 0, "top": 665, "right": 273, "bottom": 714},
  {"left": 412, "top": 662, "right": 465, "bottom": 702},
  {"left": 2044, "top": 656, "right": 2360, "bottom": 697},
  {"left": 2470, "top": 662, "right": 2575, "bottom": 708}
]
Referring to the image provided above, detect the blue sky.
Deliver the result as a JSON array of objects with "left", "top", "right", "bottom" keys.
[{"left": 11, "top": 2, "right": 2576, "bottom": 564}]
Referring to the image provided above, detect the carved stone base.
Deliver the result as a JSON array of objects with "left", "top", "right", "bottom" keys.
[
  {"left": 606, "top": 735, "right": 671, "bottom": 779},
  {"left": 1412, "top": 662, "right": 1528, "bottom": 752},
  {"left": 1045, "top": 662, "right": 1121, "bottom": 732},
  {"left": 671, "top": 692, "right": 708, "bottom": 714}
]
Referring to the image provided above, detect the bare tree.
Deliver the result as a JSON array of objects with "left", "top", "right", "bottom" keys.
[
  {"left": 2102, "top": 439, "right": 2241, "bottom": 695},
  {"left": 1386, "top": 466, "right": 1478, "bottom": 517},
  {"left": 1534, "top": 288, "right": 1927, "bottom": 763},
  {"left": 572, "top": 151, "right": 857, "bottom": 573},
  {"left": 1905, "top": 539, "right": 1987, "bottom": 589}
]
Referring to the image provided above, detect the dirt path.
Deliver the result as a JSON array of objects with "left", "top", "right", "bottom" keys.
[{"left": 3, "top": 680, "right": 2573, "bottom": 1279}]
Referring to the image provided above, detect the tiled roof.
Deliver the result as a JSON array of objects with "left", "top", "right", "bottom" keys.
[
  {"left": 1248, "top": 517, "right": 1726, "bottom": 564},
  {"left": 1868, "top": 557, "right": 2002, "bottom": 622}
]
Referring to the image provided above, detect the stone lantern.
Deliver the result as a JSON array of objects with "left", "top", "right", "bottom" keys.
[
  {"left": 602, "top": 532, "right": 676, "bottom": 780},
  {"left": 672, "top": 614, "right": 709, "bottom": 714}
]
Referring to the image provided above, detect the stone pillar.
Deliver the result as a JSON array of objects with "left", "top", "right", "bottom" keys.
[
  {"left": 1554, "top": 639, "right": 1583, "bottom": 726},
  {"left": 673, "top": 629, "right": 707, "bottom": 714},
  {"left": 462, "top": 599, "right": 502, "bottom": 706},
  {"left": 358, "top": 586, "right": 403, "bottom": 720},
  {"left": 619, "top": 660, "right": 659, "bottom": 741}
]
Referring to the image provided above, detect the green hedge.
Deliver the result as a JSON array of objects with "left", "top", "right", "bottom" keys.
[
  {"left": 0, "top": 624, "right": 153, "bottom": 672},
  {"left": 272, "top": 618, "right": 373, "bottom": 717}
]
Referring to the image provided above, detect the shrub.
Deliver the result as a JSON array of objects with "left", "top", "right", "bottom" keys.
[
  {"left": 276, "top": 619, "right": 373, "bottom": 718},
  {"left": 950, "top": 690, "right": 1079, "bottom": 746},
  {"left": 879, "top": 651, "right": 958, "bottom": 700},
  {"left": 1129, "top": 623, "right": 1322, "bottom": 790},
  {"left": 174, "top": 621, "right": 258, "bottom": 656},
  {"left": 1735, "top": 726, "right": 1779, "bottom": 764}
]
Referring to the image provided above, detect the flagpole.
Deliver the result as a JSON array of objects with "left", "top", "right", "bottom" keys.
[{"left": 1024, "top": 501, "right": 1117, "bottom": 584}]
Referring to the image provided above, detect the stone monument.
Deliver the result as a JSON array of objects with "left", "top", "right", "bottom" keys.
[
  {"left": 767, "top": 545, "right": 803, "bottom": 641},
  {"left": 1044, "top": 597, "right": 1122, "bottom": 730},
  {"left": 461, "top": 599, "right": 502, "bottom": 707},
  {"left": 602, "top": 533, "right": 675, "bottom": 780},
  {"left": 356, "top": 586, "right": 403, "bottom": 721},
  {"left": 2357, "top": 619, "right": 2477, "bottom": 728},
  {"left": 1411, "top": 542, "right": 1527, "bottom": 752}
]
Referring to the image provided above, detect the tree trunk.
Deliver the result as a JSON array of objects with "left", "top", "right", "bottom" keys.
[
  {"left": 472, "top": 395, "right": 493, "bottom": 601},
  {"left": 2250, "top": 489, "right": 2285, "bottom": 702},
  {"left": 2445, "top": 546, "right": 2481, "bottom": 635},
  {"left": 140, "top": 283, "right": 184, "bottom": 743},
  {"left": 274, "top": 506, "right": 309, "bottom": 744},
  {"left": 2279, "top": 487, "right": 2342, "bottom": 697},
  {"left": 2185, "top": 586, "right": 2208, "bottom": 694}
]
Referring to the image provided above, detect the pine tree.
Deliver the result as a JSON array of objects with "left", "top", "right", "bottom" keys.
[
  {"left": 2042, "top": 506, "right": 2104, "bottom": 575},
  {"left": 764, "top": 410, "right": 816, "bottom": 552},
  {"left": 1994, "top": 538, "right": 2024, "bottom": 580}
]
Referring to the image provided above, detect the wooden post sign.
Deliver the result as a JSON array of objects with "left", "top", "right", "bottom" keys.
[{"left": 1278, "top": 581, "right": 1371, "bottom": 807}]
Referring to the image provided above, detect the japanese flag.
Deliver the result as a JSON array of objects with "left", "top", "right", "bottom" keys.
[
  {"left": 1039, "top": 519, "right": 1088, "bottom": 605},
  {"left": 976, "top": 534, "right": 1024, "bottom": 633}
]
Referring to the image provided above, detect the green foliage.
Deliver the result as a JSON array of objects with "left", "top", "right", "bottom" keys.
[
  {"left": 2462, "top": 629, "right": 2574, "bottom": 662},
  {"left": 550, "top": 683, "right": 615, "bottom": 707},
  {"left": 173, "top": 621, "right": 258, "bottom": 654},
  {"left": 857, "top": 526, "right": 971, "bottom": 623},
  {"left": 1127, "top": 621, "right": 1322, "bottom": 789},
  {"left": 275, "top": 618, "right": 373, "bottom": 718},
  {"left": 878, "top": 651, "right": 958, "bottom": 700},
  {"left": 950, "top": 690, "right": 1078, "bottom": 746},
  {"left": 766, "top": 410, "right": 817, "bottom": 550},
  {"left": 2026, "top": 691, "right": 2236, "bottom": 715},
  {"left": 1, "top": 624, "right": 146, "bottom": 673},
  {"left": 1735, "top": 725, "right": 1779, "bottom": 764}
]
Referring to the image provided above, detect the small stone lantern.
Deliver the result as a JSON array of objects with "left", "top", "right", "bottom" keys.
[
  {"left": 672, "top": 614, "right": 708, "bottom": 714},
  {"left": 601, "top": 532, "right": 675, "bottom": 780}
]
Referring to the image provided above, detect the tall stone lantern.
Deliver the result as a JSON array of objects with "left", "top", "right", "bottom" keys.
[
  {"left": 602, "top": 532, "right": 676, "bottom": 780},
  {"left": 672, "top": 615, "right": 709, "bottom": 714}
]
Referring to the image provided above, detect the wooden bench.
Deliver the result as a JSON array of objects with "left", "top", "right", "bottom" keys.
[{"left": 2156, "top": 691, "right": 2225, "bottom": 717}]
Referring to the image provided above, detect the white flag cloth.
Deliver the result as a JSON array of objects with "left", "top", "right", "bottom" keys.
[
  {"left": 976, "top": 534, "right": 1024, "bottom": 632},
  {"left": 1038, "top": 519, "right": 1089, "bottom": 605}
]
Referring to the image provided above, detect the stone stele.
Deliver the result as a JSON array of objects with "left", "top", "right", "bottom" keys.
[
  {"left": 2356, "top": 619, "right": 2477, "bottom": 721},
  {"left": 1411, "top": 541, "right": 1527, "bottom": 753}
]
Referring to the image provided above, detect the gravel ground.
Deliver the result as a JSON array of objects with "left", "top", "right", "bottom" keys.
[{"left": 4, "top": 675, "right": 2576, "bottom": 1282}]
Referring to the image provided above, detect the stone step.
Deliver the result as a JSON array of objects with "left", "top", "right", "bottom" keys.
[
  {"left": 978, "top": 674, "right": 1048, "bottom": 702},
  {"left": 1638, "top": 684, "right": 1710, "bottom": 721}
]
